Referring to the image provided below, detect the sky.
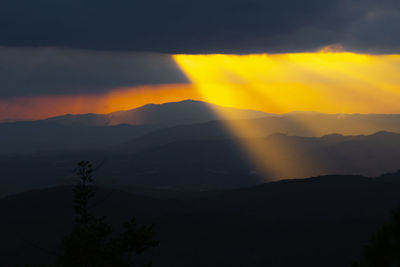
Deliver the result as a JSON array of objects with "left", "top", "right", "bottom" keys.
[
  {"left": 1, "top": 0, "right": 400, "bottom": 53},
  {"left": 1, "top": 0, "right": 400, "bottom": 121}
]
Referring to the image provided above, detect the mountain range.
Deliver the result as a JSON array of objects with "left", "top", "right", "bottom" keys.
[
  {"left": 3, "top": 100, "right": 400, "bottom": 155},
  {"left": 0, "top": 100, "right": 269, "bottom": 154},
  {"left": 2, "top": 99, "right": 400, "bottom": 266},
  {"left": 1, "top": 99, "right": 400, "bottom": 197},
  {"left": 1, "top": 130, "right": 400, "bottom": 198},
  {"left": 45, "top": 100, "right": 270, "bottom": 126}
]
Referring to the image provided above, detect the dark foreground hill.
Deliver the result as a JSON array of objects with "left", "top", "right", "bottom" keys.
[{"left": 1, "top": 175, "right": 400, "bottom": 266}]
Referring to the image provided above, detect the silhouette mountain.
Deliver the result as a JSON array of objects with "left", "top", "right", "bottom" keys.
[
  {"left": 1, "top": 175, "right": 400, "bottom": 266},
  {"left": 3, "top": 100, "right": 400, "bottom": 155},
  {"left": 0, "top": 100, "right": 270, "bottom": 154},
  {"left": 114, "top": 114, "right": 400, "bottom": 152},
  {"left": 376, "top": 169, "right": 400, "bottom": 184},
  {"left": 45, "top": 99, "right": 271, "bottom": 126}
]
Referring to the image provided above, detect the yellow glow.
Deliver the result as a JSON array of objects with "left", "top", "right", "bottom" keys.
[
  {"left": 173, "top": 52, "right": 400, "bottom": 179},
  {"left": 0, "top": 84, "right": 200, "bottom": 122},
  {"left": 173, "top": 53, "right": 400, "bottom": 114},
  {"left": 2, "top": 51, "right": 400, "bottom": 180}
]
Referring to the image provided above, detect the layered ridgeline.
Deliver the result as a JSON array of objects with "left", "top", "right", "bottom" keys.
[
  {"left": 0, "top": 100, "right": 269, "bottom": 154},
  {"left": 2, "top": 100, "right": 400, "bottom": 154},
  {"left": 2, "top": 99, "right": 400, "bottom": 197},
  {"left": 2, "top": 100, "right": 400, "bottom": 267},
  {"left": 45, "top": 99, "right": 270, "bottom": 126},
  {"left": 1, "top": 174, "right": 400, "bottom": 266},
  {"left": 1, "top": 131, "right": 400, "bottom": 197}
]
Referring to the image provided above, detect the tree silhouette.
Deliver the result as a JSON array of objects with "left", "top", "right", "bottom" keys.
[
  {"left": 57, "top": 161, "right": 158, "bottom": 267},
  {"left": 353, "top": 210, "right": 400, "bottom": 267}
]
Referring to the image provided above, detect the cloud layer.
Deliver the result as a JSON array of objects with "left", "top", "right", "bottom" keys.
[
  {"left": 0, "top": 47, "right": 188, "bottom": 97},
  {"left": 0, "top": 0, "right": 399, "bottom": 53}
]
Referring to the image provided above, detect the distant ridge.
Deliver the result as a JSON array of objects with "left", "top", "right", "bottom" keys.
[
  {"left": 45, "top": 99, "right": 272, "bottom": 126},
  {"left": 43, "top": 101, "right": 400, "bottom": 133},
  {"left": 3, "top": 99, "right": 400, "bottom": 155},
  {"left": 7, "top": 99, "right": 400, "bottom": 125}
]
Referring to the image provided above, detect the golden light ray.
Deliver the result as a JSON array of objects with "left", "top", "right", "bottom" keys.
[{"left": 173, "top": 52, "right": 400, "bottom": 180}]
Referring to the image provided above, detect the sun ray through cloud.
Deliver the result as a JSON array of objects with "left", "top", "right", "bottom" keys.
[{"left": 173, "top": 52, "right": 400, "bottom": 180}]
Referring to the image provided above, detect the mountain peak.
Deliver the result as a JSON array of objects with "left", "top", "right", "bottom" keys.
[
  {"left": 132, "top": 99, "right": 208, "bottom": 110},
  {"left": 44, "top": 99, "right": 270, "bottom": 127}
]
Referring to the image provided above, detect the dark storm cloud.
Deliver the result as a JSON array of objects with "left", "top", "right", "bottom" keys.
[
  {"left": 1, "top": 0, "right": 399, "bottom": 99},
  {"left": 0, "top": 0, "right": 399, "bottom": 53},
  {"left": 0, "top": 47, "right": 188, "bottom": 98},
  {"left": 346, "top": 11, "right": 400, "bottom": 54}
]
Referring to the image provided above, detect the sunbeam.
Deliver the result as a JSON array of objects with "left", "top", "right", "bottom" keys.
[{"left": 173, "top": 52, "right": 400, "bottom": 180}]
